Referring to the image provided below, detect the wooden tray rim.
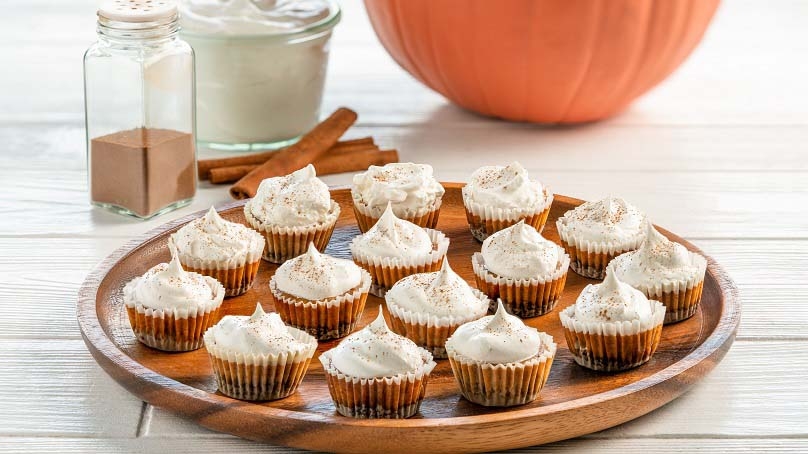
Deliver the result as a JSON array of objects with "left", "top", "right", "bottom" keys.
[{"left": 77, "top": 183, "right": 741, "bottom": 431}]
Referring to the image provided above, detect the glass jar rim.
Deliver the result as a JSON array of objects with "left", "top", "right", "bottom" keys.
[{"left": 179, "top": 0, "right": 340, "bottom": 42}]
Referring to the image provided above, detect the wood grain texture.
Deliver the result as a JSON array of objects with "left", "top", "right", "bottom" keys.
[
  {"left": 143, "top": 341, "right": 808, "bottom": 438},
  {"left": 78, "top": 185, "right": 739, "bottom": 453},
  {"left": 0, "top": 340, "right": 143, "bottom": 437},
  {"left": 2, "top": 437, "right": 807, "bottom": 453},
  {"left": 3, "top": 0, "right": 807, "bottom": 451}
]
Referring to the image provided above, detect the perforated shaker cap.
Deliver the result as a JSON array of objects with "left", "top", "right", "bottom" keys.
[{"left": 98, "top": 0, "right": 177, "bottom": 23}]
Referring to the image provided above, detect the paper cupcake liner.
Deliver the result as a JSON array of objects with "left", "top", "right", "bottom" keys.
[
  {"left": 351, "top": 195, "right": 442, "bottom": 233},
  {"left": 244, "top": 201, "right": 340, "bottom": 264},
  {"left": 462, "top": 187, "right": 553, "bottom": 242},
  {"left": 556, "top": 223, "right": 646, "bottom": 280},
  {"left": 608, "top": 254, "right": 707, "bottom": 324},
  {"left": 123, "top": 275, "right": 225, "bottom": 352},
  {"left": 559, "top": 301, "right": 666, "bottom": 371},
  {"left": 350, "top": 229, "right": 450, "bottom": 297},
  {"left": 270, "top": 269, "right": 372, "bottom": 340},
  {"left": 204, "top": 327, "right": 317, "bottom": 401},
  {"left": 319, "top": 349, "right": 436, "bottom": 418},
  {"left": 471, "top": 250, "right": 570, "bottom": 318},
  {"left": 386, "top": 289, "right": 490, "bottom": 359},
  {"left": 182, "top": 259, "right": 261, "bottom": 297},
  {"left": 446, "top": 333, "right": 556, "bottom": 407},
  {"left": 125, "top": 303, "right": 223, "bottom": 352}
]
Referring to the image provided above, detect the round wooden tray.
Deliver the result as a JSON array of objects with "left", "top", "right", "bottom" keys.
[{"left": 78, "top": 183, "right": 740, "bottom": 453}]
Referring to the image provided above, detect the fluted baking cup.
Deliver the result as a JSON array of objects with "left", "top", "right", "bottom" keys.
[
  {"left": 471, "top": 249, "right": 570, "bottom": 318},
  {"left": 270, "top": 269, "right": 372, "bottom": 340},
  {"left": 319, "top": 349, "right": 436, "bottom": 418},
  {"left": 446, "top": 333, "right": 556, "bottom": 407},
  {"left": 555, "top": 218, "right": 646, "bottom": 279},
  {"left": 386, "top": 288, "right": 490, "bottom": 358},
  {"left": 608, "top": 254, "right": 707, "bottom": 324},
  {"left": 559, "top": 300, "right": 666, "bottom": 371},
  {"left": 124, "top": 276, "right": 225, "bottom": 352},
  {"left": 204, "top": 327, "right": 317, "bottom": 401},
  {"left": 350, "top": 229, "right": 450, "bottom": 296},
  {"left": 351, "top": 193, "right": 442, "bottom": 233},
  {"left": 244, "top": 200, "right": 340, "bottom": 264},
  {"left": 462, "top": 187, "right": 553, "bottom": 242}
]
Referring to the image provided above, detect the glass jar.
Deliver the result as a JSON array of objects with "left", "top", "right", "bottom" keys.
[
  {"left": 84, "top": 0, "right": 196, "bottom": 220},
  {"left": 178, "top": 0, "right": 340, "bottom": 151}
]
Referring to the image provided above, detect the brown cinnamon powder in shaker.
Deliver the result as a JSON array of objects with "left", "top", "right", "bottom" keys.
[{"left": 90, "top": 128, "right": 196, "bottom": 218}]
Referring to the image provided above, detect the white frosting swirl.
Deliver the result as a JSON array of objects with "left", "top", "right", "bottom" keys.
[
  {"left": 351, "top": 163, "right": 445, "bottom": 218},
  {"left": 247, "top": 164, "right": 333, "bottom": 227},
  {"left": 385, "top": 258, "right": 481, "bottom": 317},
  {"left": 325, "top": 309, "right": 430, "bottom": 378},
  {"left": 572, "top": 271, "right": 653, "bottom": 323},
  {"left": 273, "top": 243, "right": 363, "bottom": 300},
  {"left": 463, "top": 162, "right": 546, "bottom": 209},
  {"left": 557, "top": 196, "right": 646, "bottom": 245},
  {"left": 123, "top": 254, "right": 220, "bottom": 311},
  {"left": 205, "top": 304, "right": 314, "bottom": 356},
  {"left": 481, "top": 220, "right": 561, "bottom": 279},
  {"left": 610, "top": 223, "right": 707, "bottom": 288},
  {"left": 171, "top": 207, "right": 264, "bottom": 263},
  {"left": 350, "top": 204, "right": 434, "bottom": 260},
  {"left": 446, "top": 300, "right": 543, "bottom": 364}
]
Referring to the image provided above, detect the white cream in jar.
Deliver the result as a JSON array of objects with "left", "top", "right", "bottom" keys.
[{"left": 179, "top": 0, "right": 340, "bottom": 150}]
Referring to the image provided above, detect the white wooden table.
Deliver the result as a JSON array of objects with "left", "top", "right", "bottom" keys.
[{"left": 2, "top": 0, "right": 807, "bottom": 452}]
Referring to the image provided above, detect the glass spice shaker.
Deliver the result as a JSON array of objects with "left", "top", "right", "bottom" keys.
[{"left": 84, "top": 0, "right": 196, "bottom": 219}]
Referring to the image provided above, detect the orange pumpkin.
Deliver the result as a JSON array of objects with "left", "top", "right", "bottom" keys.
[{"left": 364, "top": 0, "right": 720, "bottom": 123}]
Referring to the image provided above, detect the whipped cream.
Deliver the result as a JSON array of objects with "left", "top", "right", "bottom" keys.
[
  {"left": 323, "top": 309, "right": 432, "bottom": 378},
  {"left": 123, "top": 254, "right": 221, "bottom": 311},
  {"left": 481, "top": 220, "right": 561, "bottom": 279},
  {"left": 273, "top": 243, "right": 363, "bottom": 300},
  {"left": 179, "top": 0, "right": 335, "bottom": 36},
  {"left": 463, "top": 162, "right": 546, "bottom": 209},
  {"left": 172, "top": 206, "right": 264, "bottom": 263},
  {"left": 205, "top": 304, "right": 314, "bottom": 356},
  {"left": 610, "top": 223, "right": 707, "bottom": 288},
  {"left": 571, "top": 271, "right": 653, "bottom": 323},
  {"left": 385, "top": 257, "right": 482, "bottom": 317},
  {"left": 446, "top": 300, "right": 544, "bottom": 364},
  {"left": 352, "top": 163, "right": 445, "bottom": 218},
  {"left": 557, "top": 196, "right": 646, "bottom": 245},
  {"left": 246, "top": 165, "right": 334, "bottom": 227},
  {"left": 350, "top": 204, "right": 434, "bottom": 260}
]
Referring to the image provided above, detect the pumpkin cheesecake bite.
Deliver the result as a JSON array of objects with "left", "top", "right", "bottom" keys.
[
  {"left": 472, "top": 220, "right": 569, "bottom": 317},
  {"left": 385, "top": 257, "right": 490, "bottom": 358},
  {"left": 608, "top": 223, "right": 708, "bottom": 324},
  {"left": 270, "top": 243, "right": 371, "bottom": 340},
  {"left": 243, "top": 164, "right": 340, "bottom": 263},
  {"left": 123, "top": 248, "right": 225, "bottom": 351},
  {"left": 171, "top": 206, "right": 264, "bottom": 297},
  {"left": 350, "top": 203, "right": 449, "bottom": 296},
  {"left": 204, "top": 303, "right": 318, "bottom": 401},
  {"left": 319, "top": 308, "right": 437, "bottom": 418},
  {"left": 462, "top": 161, "right": 553, "bottom": 241},
  {"left": 351, "top": 162, "right": 445, "bottom": 232},
  {"left": 556, "top": 196, "right": 647, "bottom": 279},
  {"left": 446, "top": 300, "right": 556, "bottom": 407},
  {"left": 559, "top": 270, "right": 666, "bottom": 372}
]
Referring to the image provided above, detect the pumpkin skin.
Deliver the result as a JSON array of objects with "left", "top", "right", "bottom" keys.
[{"left": 364, "top": 0, "right": 720, "bottom": 123}]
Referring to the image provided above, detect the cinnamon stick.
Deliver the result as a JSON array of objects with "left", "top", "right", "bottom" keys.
[
  {"left": 230, "top": 107, "right": 358, "bottom": 199},
  {"left": 197, "top": 136, "right": 374, "bottom": 180},
  {"left": 209, "top": 148, "right": 399, "bottom": 184}
]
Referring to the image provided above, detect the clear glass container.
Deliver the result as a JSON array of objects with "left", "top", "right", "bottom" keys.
[
  {"left": 84, "top": 0, "right": 196, "bottom": 219},
  {"left": 178, "top": 0, "right": 340, "bottom": 151}
]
